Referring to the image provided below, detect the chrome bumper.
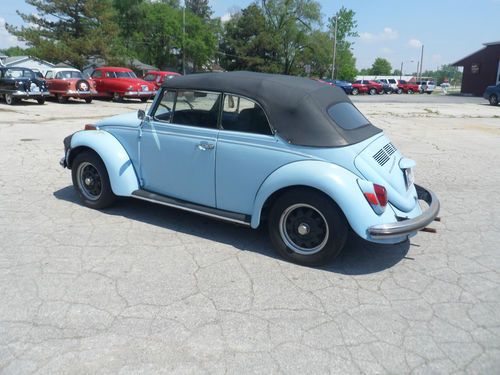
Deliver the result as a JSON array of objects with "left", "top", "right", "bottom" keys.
[
  {"left": 124, "top": 91, "right": 156, "bottom": 97},
  {"left": 11, "top": 90, "right": 50, "bottom": 98},
  {"left": 368, "top": 184, "right": 440, "bottom": 240}
]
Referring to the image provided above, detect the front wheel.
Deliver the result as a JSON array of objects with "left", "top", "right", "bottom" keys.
[
  {"left": 140, "top": 97, "right": 148, "bottom": 103},
  {"left": 85, "top": 97, "right": 93, "bottom": 104},
  {"left": 5, "top": 93, "right": 17, "bottom": 105},
  {"left": 351, "top": 88, "right": 359, "bottom": 95},
  {"left": 407, "top": 89, "right": 414, "bottom": 94},
  {"left": 37, "top": 98, "right": 45, "bottom": 104},
  {"left": 268, "top": 189, "right": 348, "bottom": 266},
  {"left": 71, "top": 151, "right": 116, "bottom": 209},
  {"left": 489, "top": 94, "right": 498, "bottom": 106},
  {"left": 113, "top": 92, "right": 123, "bottom": 102},
  {"left": 396, "top": 88, "right": 403, "bottom": 94},
  {"left": 369, "top": 88, "right": 377, "bottom": 95}
]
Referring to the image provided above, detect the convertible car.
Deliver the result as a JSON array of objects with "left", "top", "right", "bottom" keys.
[
  {"left": 0, "top": 67, "right": 50, "bottom": 105},
  {"left": 60, "top": 72, "right": 440, "bottom": 265}
]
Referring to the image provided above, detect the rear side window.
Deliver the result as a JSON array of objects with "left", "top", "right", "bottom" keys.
[
  {"left": 221, "top": 95, "right": 272, "bottom": 135},
  {"left": 327, "top": 102, "right": 370, "bottom": 130},
  {"left": 92, "top": 70, "right": 102, "bottom": 78}
]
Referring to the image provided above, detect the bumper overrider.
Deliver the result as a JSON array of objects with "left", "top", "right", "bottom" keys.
[
  {"left": 368, "top": 184, "right": 440, "bottom": 240},
  {"left": 11, "top": 90, "right": 50, "bottom": 98}
]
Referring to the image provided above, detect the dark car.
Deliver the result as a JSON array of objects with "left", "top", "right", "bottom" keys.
[
  {"left": 483, "top": 83, "right": 500, "bottom": 106},
  {"left": 0, "top": 67, "right": 50, "bottom": 105},
  {"left": 323, "top": 79, "right": 353, "bottom": 95}
]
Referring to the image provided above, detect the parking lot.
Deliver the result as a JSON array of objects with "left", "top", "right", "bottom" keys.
[{"left": 1, "top": 95, "right": 499, "bottom": 374}]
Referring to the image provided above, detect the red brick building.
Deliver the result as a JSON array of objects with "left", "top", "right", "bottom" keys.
[{"left": 452, "top": 41, "right": 500, "bottom": 96}]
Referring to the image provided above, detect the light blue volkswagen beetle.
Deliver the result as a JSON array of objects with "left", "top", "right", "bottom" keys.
[{"left": 60, "top": 71, "right": 439, "bottom": 265}]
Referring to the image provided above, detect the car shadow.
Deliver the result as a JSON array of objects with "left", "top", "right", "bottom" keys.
[{"left": 53, "top": 186, "right": 410, "bottom": 275}]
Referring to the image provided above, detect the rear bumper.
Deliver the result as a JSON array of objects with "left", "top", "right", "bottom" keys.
[
  {"left": 368, "top": 184, "right": 440, "bottom": 240},
  {"left": 62, "top": 90, "right": 97, "bottom": 97}
]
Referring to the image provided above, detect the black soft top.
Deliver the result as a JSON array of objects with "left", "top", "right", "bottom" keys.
[{"left": 163, "top": 71, "right": 381, "bottom": 147}]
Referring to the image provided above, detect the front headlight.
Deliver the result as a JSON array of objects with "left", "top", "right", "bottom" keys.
[
  {"left": 15, "top": 81, "right": 20, "bottom": 88},
  {"left": 127, "top": 86, "right": 134, "bottom": 91}
]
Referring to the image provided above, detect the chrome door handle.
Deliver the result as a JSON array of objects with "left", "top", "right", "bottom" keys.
[{"left": 197, "top": 142, "right": 215, "bottom": 151}]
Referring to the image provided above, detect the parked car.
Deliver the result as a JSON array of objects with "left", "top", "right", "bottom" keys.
[
  {"left": 416, "top": 80, "right": 436, "bottom": 94},
  {"left": 377, "top": 78, "right": 399, "bottom": 91},
  {"left": 90, "top": 67, "right": 156, "bottom": 102},
  {"left": 397, "top": 80, "right": 420, "bottom": 94},
  {"left": 45, "top": 68, "right": 97, "bottom": 103},
  {"left": 142, "top": 70, "right": 181, "bottom": 90},
  {"left": 323, "top": 79, "right": 353, "bottom": 95},
  {"left": 0, "top": 67, "right": 50, "bottom": 105},
  {"left": 60, "top": 72, "right": 439, "bottom": 266},
  {"left": 483, "top": 83, "right": 500, "bottom": 106},
  {"left": 374, "top": 79, "right": 394, "bottom": 94},
  {"left": 352, "top": 80, "right": 383, "bottom": 95}
]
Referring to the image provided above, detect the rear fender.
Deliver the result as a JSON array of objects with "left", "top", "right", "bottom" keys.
[
  {"left": 250, "top": 160, "right": 398, "bottom": 240},
  {"left": 70, "top": 130, "right": 139, "bottom": 196}
]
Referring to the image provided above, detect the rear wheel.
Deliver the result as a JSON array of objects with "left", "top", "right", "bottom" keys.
[
  {"left": 268, "top": 189, "right": 348, "bottom": 266},
  {"left": 369, "top": 88, "right": 377, "bottom": 95},
  {"left": 57, "top": 94, "right": 68, "bottom": 103},
  {"left": 351, "top": 88, "right": 359, "bottom": 95},
  {"left": 85, "top": 97, "right": 93, "bottom": 104},
  {"left": 407, "top": 89, "right": 414, "bottom": 94},
  {"left": 489, "top": 94, "right": 498, "bottom": 106},
  {"left": 5, "top": 93, "right": 17, "bottom": 105},
  {"left": 37, "top": 98, "right": 45, "bottom": 104},
  {"left": 396, "top": 88, "right": 403, "bottom": 94},
  {"left": 71, "top": 151, "right": 116, "bottom": 209},
  {"left": 140, "top": 97, "right": 148, "bottom": 103}
]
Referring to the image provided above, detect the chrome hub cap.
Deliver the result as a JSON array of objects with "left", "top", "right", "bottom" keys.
[{"left": 279, "top": 204, "right": 329, "bottom": 255}]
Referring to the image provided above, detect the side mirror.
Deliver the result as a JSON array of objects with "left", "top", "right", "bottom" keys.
[{"left": 137, "top": 109, "right": 145, "bottom": 120}]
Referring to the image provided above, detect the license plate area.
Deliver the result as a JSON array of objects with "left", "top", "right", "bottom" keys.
[{"left": 404, "top": 168, "right": 414, "bottom": 190}]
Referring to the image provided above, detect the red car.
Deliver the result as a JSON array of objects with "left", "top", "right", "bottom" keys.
[
  {"left": 397, "top": 80, "right": 420, "bottom": 94},
  {"left": 352, "top": 80, "right": 383, "bottom": 95},
  {"left": 45, "top": 68, "right": 97, "bottom": 103},
  {"left": 142, "top": 70, "right": 181, "bottom": 90},
  {"left": 90, "top": 67, "right": 156, "bottom": 102}
]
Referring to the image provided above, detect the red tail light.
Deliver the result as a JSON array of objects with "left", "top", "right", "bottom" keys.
[
  {"left": 359, "top": 180, "right": 387, "bottom": 215},
  {"left": 374, "top": 184, "right": 387, "bottom": 207},
  {"left": 84, "top": 124, "right": 96, "bottom": 130}
]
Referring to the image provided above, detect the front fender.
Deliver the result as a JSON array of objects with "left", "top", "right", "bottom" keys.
[
  {"left": 70, "top": 130, "right": 139, "bottom": 196},
  {"left": 250, "top": 160, "right": 399, "bottom": 240}
]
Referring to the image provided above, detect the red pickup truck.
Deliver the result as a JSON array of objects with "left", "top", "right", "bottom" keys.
[
  {"left": 396, "top": 80, "right": 419, "bottom": 94},
  {"left": 352, "top": 80, "right": 383, "bottom": 95},
  {"left": 90, "top": 67, "right": 156, "bottom": 102}
]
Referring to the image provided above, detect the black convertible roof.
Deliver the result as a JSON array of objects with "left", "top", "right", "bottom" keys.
[{"left": 163, "top": 71, "right": 381, "bottom": 147}]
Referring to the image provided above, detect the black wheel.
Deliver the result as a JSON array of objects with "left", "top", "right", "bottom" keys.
[
  {"left": 57, "top": 94, "right": 68, "bottom": 103},
  {"left": 85, "top": 97, "right": 93, "bottom": 104},
  {"left": 140, "top": 97, "right": 148, "bottom": 103},
  {"left": 351, "top": 88, "right": 359, "bottom": 95},
  {"left": 37, "top": 98, "right": 45, "bottom": 104},
  {"left": 268, "top": 189, "right": 348, "bottom": 266},
  {"left": 113, "top": 92, "right": 123, "bottom": 102},
  {"left": 5, "top": 93, "right": 17, "bottom": 105},
  {"left": 71, "top": 151, "right": 116, "bottom": 209},
  {"left": 426, "top": 92, "right": 432, "bottom": 95},
  {"left": 407, "top": 89, "right": 414, "bottom": 94},
  {"left": 369, "top": 88, "right": 377, "bottom": 95},
  {"left": 489, "top": 94, "right": 498, "bottom": 106}
]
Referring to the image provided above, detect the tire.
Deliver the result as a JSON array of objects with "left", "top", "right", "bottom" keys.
[
  {"left": 407, "top": 89, "right": 413, "bottom": 94},
  {"left": 396, "top": 88, "right": 403, "bottom": 94},
  {"left": 351, "top": 88, "right": 359, "bottom": 95},
  {"left": 140, "top": 97, "right": 148, "bottom": 103},
  {"left": 113, "top": 92, "right": 123, "bottom": 102},
  {"left": 369, "top": 88, "right": 377, "bottom": 95},
  {"left": 85, "top": 97, "right": 93, "bottom": 104},
  {"left": 37, "top": 98, "right": 45, "bottom": 104},
  {"left": 71, "top": 151, "right": 116, "bottom": 209},
  {"left": 489, "top": 94, "right": 498, "bottom": 106},
  {"left": 57, "top": 94, "right": 68, "bottom": 103},
  {"left": 268, "top": 189, "right": 348, "bottom": 266},
  {"left": 5, "top": 93, "right": 16, "bottom": 105},
  {"left": 426, "top": 92, "right": 432, "bottom": 95}
]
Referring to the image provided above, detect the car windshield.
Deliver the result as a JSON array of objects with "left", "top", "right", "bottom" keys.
[
  {"left": 3, "top": 68, "right": 33, "bottom": 79},
  {"left": 114, "top": 71, "right": 137, "bottom": 78},
  {"left": 327, "top": 102, "right": 370, "bottom": 130},
  {"left": 57, "top": 71, "right": 84, "bottom": 79}
]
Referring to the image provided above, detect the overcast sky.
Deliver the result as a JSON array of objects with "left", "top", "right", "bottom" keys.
[{"left": 1, "top": 0, "right": 499, "bottom": 71}]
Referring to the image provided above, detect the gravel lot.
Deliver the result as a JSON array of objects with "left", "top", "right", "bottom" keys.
[{"left": 1, "top": 95, "right": 499, "bottom": 374}]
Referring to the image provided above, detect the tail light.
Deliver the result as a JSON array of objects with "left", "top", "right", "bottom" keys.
[
  {"left": 358, "top": 180, "right": 388, "bottom": 215},
  {"left": 84, "top": 124, "right": 97, "bottom": 130}
]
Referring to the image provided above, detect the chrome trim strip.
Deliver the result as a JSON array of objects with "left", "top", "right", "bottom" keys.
[
  {"left": 368, "top": 184, "right": 440, "bottom": 239},
  {"left": 131, "top": 194, "right": 251, "bottom": 226}
]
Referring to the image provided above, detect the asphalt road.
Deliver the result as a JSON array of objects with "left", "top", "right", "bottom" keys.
[{"left": 0, "top": 96, "right": 499, "bottom": 374}]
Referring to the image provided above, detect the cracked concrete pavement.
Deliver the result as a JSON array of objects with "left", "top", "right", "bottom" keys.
[{"left": 0, "top": 96, "right": 499, "bottom": 374}]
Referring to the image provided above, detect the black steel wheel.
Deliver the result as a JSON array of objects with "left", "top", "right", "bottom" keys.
[
  {"left": 489, "top": 94, "right": 498, "bottom": 106},
  {"left": 268, "top": 189, "right": 348, "bottom": 266},
  {"left": 71, "top": 151, "right": 116, "bottom": 209}
]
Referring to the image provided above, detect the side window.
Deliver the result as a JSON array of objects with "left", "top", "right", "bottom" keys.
[
  {"left": 172, "top": 91, "right": 221, "bottom": 129},
  {"left": 143, "top": 74, "right": 155, "bottom": 81},
  {"left": 55, "top": 72, "right": 63, "bottom": 79},
  {"left": 221, "top": 94, "right": 272, "bottom": 136},
  {"left": 105, "top": 71, "right": 115, "bottom": 78},
  {"left": 91, "top": 70, "right": 102, "bottom": 78},
  {"left": 153, "top": 89, "right": 175, "bottom": 122},
  {"left": 45, "top": 71, "right": 53, "bottom": 79}
]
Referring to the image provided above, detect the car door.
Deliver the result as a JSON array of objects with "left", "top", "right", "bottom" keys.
[
  {"left": 139, "top": 89, "right": 220, "bottom": 207},
  {"left": 91, "top": 70, "right": 104, "bottom": 93},
  {"left": 216, "top": 94, "right": 302, "bottom": 215}
]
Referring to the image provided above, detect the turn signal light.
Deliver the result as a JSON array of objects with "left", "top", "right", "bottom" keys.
[{"left": 84, "top": 124, "right": 97, "bottom": 130}]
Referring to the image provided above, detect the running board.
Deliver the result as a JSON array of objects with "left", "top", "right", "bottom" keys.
[{"left": 131, "top": 189, "right": 251, "bottom": 226}]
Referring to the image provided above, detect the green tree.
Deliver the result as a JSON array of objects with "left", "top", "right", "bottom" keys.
[
  {"left": 0, "top": 46, "right": 33, "bottom": 56},
  {"left": 371, "top": 57, "right": 392, "bottom": 75},
  {"left": 7, "top": 0, "right": 123, "bottom": 69},
  {"left": 186, "top": 0, "right": 212, "bottom": 20},
  {"left": 262, "top": 0, "right": 321, "bottom": 74},
  {"left": 328, "top": 6, "right": 358, "bottom": 79}
]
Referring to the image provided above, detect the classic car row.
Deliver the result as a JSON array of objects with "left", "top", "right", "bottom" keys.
[
  {"left": 60, "top": 71, "right": 441, "bottom": 266},
  {"left": 0, "top": 65, "right": 181, "bottom": 105},
  {"left": 315, "top": 78, "right": 437, "bottom": 95}
]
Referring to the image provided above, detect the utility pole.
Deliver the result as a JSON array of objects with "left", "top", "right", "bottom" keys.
[
  {"left": 331, "top": 13, "right": 338, "bottom": 80},
  {"left": 419, "top": 44, "right": 424, "bottom": 80},
  {"left": 182, "top": 2, "right": 186, "bottom": 75}
]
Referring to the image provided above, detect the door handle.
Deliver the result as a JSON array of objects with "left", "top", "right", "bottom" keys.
[{"left": 197, "top": 142, "right": 215, "bottom": 151}]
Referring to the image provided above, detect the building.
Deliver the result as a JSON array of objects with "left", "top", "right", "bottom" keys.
[
  {"left": 0, "top": 55, "right": 55, "bottom": 75},
  {"left": 452, "top": 41, "right": 500, "bottom": 96},
  {"left": 355, "top": 75, "right": 415, "bottom": 82}
]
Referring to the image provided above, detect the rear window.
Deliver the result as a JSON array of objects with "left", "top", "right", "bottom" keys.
[
  {"left": 388, "top": 79, "right": 396, "bottom": 84},
  {"left": 327, "top": 102, "right": 370, "bottom": 130}
]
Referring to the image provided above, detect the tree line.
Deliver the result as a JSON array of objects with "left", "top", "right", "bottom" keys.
[{"left": 3, "top": 0, "right": 460, "bottom": 84}]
